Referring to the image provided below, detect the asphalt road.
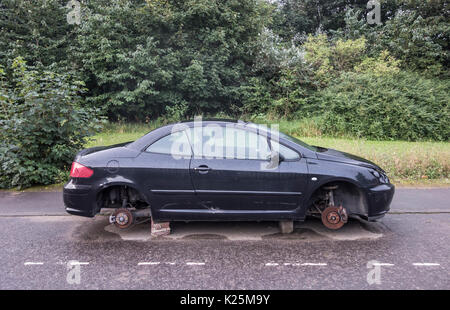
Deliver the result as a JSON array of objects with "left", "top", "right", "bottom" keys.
[{"left": 0, "top": 188, "right": 449, "bottom": 289}]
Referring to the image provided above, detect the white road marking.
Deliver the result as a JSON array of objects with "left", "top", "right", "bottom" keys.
[
  {"left": 69, "top": 261, "right": 89, "bottom": 265},
  {"left": 138, "top": 262, "right": 160, "bottom": 266},
  {"left": 186, "top": 262, "right": 205, "bottom": 266},
  {"left": 22, "top": 259, "right": 442, "bottom": 268},
  {"left": 267, "top": 262, "right": 327, "bottom": 266},
  {"left": 24, "top": 262, "right": 44, "bottom": 266},
  {"left": 300, "top": 263, "right": 327, "bottom": 266}
]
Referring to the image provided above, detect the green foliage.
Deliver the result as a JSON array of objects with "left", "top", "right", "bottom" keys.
[
  {"left": 303, "top": 34, "right": 334, "bottom": 86},
  {"left": 252, "top": 27, "right": 305, "bottom": 78},
  {"left": 316, "top": 71, "right": 450, "bottom": 141},
  {"left": 275, "top": 0, "right": 369, "bottom": 37},
  {"left": 72, "top": 0, "right": 270, "bottom": 120},
  {"left": 240, "top": 77, "right": 273, "bottom": 117},
  {"left": 354, "top": 50, "right": 401, "bottom": 76},
  {"left": 0, "top": 0, "right": 74, "bottom": 68},
  {"left": 304, "top": 34, "right": 366, "bottom": 85},
  {"left": 244, "top": 34, "right": 388, "bottom": 121},
  {"left": 373, "top": 10, "right": 448, "bottom": 77},
  {"left": 164, "top": 100, "right": 189, "bottom": 122},
  {"left": 0, "top": 57, "right": 103, "bottom": 189},
  {"left": 333, "top": 37, "right": 366, "bottom": 71},
  {"left": 244, "top": 26, "right": 448, "bottom": 143},
  {"left": 241, "top": 67, "right": 316, "bottom": 119},
  {"left": 0, "top": 0, "right": 448, "bottom": 148},
  {"left": 335, "top": 4, "right": 449, "bottom": 78}
]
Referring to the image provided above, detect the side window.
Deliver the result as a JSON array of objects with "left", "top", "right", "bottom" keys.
[
  {"left": 187, "top": 126, "right": 271, "bottom": 160},
  {"left": 146, "top": 131, "right": 192, "bottom": 157},
  {"left": 228, "top": 127, "right": 271, "bottom": 160},
  {"left": 271, "top": 140, "right": 300, "bottom": 161}
]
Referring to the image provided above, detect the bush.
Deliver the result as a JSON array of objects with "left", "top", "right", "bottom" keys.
[
  {"left": 0, "top": 57, "right": 103, "bottom": 189},
  {"left": 334, "top": 7, "right": 449, "bottom": 78},
  {"left": 72, "top": 0, "right": 270, "bottom": 120},
  {"left": 317, "top": 71, "right": 450, "bottom": 141},
  {"left": 354, "top": 50, "right": 400, "bottom": 76},
  {"left": 303, "top": 34, "right": 366, "bottom": 86},
  {"left": 241, "top": 68, "right": 315, "bottom": 119}
]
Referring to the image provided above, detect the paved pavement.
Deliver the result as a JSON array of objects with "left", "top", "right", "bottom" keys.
[{"left": 0, "top": 188, "right": 449, "bottom": 289}]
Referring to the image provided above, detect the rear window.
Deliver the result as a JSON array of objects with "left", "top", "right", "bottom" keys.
[{"left": 145, "top": 131, "right": 192, "bottom": 157}]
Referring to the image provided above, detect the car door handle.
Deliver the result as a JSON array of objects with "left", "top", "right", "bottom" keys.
[{"left": 194, "top": 165, "right": 211, "bottom": 174}]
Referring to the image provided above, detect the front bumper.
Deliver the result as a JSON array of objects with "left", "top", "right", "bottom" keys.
[
  {"left": 63, "top": 181, "right": 97, "bottom": 217},
  {"left": 364, "top": 183, "right": 395, "bottom": 221}
]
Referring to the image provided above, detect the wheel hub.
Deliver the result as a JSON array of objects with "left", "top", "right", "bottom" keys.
[
  {"left": 321, "top": 205, "right": 347, "bottom": 230},
  {"left": 111, "top": 208, "right": 134, "bottom": 229}
]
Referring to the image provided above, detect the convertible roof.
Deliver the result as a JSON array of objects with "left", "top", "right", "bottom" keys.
[{"left": 180, "top": 118, "right": 247, "bottom": 124}]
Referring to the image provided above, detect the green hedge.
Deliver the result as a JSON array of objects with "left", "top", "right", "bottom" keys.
[
  {"left": 0, "top": 58, "right": 102, "bottom": 189},
  {"left": 316, "top": 71, "right": 449, "bottom": 141}
]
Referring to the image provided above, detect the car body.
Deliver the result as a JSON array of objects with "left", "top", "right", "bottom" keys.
[{"left": 63, "top": 119, "right": 394, "bottom": 229}]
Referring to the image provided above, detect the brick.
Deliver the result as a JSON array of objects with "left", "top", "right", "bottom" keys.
[
  {"left": 279, "top": 221, "right": 294, "bottom": 234},
  {"left": 151, "top": 218, "right": 171, "bottom": 236}
]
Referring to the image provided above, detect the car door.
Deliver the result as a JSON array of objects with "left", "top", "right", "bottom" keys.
[
  {"left": 269, "top": 139, "right": 309, "bottom": 215},
  {"left": 137, "top": 130, "right": 197, "bottom": 220},
  {"left": 188, "top": 124, "right": 305, "bottom": 218}
]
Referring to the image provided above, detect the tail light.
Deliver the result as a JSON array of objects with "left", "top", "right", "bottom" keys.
[{"left": 70, "top": 162, "right": 94, "bottom": 178}]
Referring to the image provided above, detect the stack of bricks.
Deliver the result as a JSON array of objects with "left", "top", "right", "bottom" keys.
[{"left": 151, "top": 218, "right": 171, "bottom": 236}]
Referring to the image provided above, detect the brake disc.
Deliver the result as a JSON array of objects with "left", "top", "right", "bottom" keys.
[
  {"left": 321, "top": 205, "right": 346, "bottom": 230},
  {"left": 112, "top": 208, "right": 134, "bottom": 229}
]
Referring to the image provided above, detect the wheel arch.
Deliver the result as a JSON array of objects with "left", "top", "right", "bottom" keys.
[
  {"left": 306, "top": 177, "right": 361, "bottom": 201},
  {"left": 95, "top": 181, "right": 151, "bottom": 214},
  {"left": 306, "top": 178, "right": 369, "bottom": 216}
]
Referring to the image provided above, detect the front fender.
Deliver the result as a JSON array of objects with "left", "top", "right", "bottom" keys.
[{"left": 305, "top": 158, "right": 378, "bottom": 202}]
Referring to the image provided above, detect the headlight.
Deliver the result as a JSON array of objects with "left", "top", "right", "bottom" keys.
[
  {"left": 382, "top": 173, "right": 390, "bottom": 184},
  {"left": 370, "top": 169, "right": 389, "bottom": 184}
]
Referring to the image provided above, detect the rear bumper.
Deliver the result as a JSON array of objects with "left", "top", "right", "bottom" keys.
[
  {"left": 365, "top": 183, "right": 395, "bottom": 221},
  {"left": 63, "top": 181, "right": 97, "bottom": 217}
]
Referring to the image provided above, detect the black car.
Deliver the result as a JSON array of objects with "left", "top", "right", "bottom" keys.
[{"left": 63, "top": 119, "right": 394, "bottom": 230}]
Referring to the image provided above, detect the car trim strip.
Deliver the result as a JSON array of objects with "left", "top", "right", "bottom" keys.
[
  {"left": 150, "top": 189, "right": 302, "bottom": 196},
  {"left": 195, "top": 190, "right": 302, "bottom": 196}
]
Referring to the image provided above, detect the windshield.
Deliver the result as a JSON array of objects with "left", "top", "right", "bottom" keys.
[
  {"left": 278, "top": 132, "right": 318, "bottom": 152},
  {"left": 245, "top": 123, "right": 318, "bottom": 152}
]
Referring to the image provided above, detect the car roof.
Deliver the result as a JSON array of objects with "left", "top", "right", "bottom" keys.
[
  {"left": 127, "top": 118, "right": 318, "bottom": 158},
  {"left": 179, "top": 118, "right": 247, "bottom": 124}
]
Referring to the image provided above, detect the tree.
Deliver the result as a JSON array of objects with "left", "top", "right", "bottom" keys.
[
  {"left": 71, "top": 0, "right": 271, "bottom": 120},
  {"left": 0, "top": 57, "right": 102, "bottom": 189},
  {"left": 330, "top": 1, "right": 449, "bottom": 77},
  {"left": 0, "top": 0, "right": 75, "bottom": 68},
  {"left": 275, "top": 0, "right": 369, "bottom": 38}
]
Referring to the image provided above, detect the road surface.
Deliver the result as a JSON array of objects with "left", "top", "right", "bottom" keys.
[{"left": 0, "top": 188, "right": 448, "bottom": 289}]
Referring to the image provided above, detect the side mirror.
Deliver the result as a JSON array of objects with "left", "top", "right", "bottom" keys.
[
  {"left": 274, "top": 151, "right": 285, "bottom": 162},
  {"left": 266, "top": 151, "right": 284, "bottom": 167}
]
